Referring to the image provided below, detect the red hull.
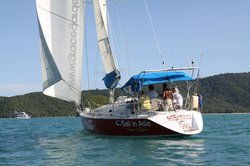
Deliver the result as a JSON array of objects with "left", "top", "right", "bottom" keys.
[{"left": 81, "top": 116, "right": 181, "bottom": 136}]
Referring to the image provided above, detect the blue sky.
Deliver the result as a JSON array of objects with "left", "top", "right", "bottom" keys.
[{"left": 0, "top": 0, "right": 250, "bottom": 97}]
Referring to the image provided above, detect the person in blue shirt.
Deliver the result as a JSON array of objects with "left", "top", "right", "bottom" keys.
[{"left": 146, "top": 85, "right": 158, "bottom": 100}]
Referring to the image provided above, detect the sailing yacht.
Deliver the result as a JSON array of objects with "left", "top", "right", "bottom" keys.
[{"left": 36, "top": 0, "right": 203, "bottom": 136}]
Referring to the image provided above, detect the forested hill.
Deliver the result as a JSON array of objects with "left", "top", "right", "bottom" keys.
[
  {"left": 199, "top": 72, "right": 250, "bottom": 113},
  {"left": 0, "top": 72, "right": 249, "bottom": 118}
]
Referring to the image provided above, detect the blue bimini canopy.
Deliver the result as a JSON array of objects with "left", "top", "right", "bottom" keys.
[{"left": 122, "top": 71, "right": 193, "bottom": 92}]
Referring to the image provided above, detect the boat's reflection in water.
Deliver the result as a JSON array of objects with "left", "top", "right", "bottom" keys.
[
  {"left": 141, "top": 137, "right": 205, "bottom": 165},
  {"left": 38, "top": 129, "right": 205, "bottom": 165},
  {"left": 107, "top": 136, "right": 205, "bottom": 165}
]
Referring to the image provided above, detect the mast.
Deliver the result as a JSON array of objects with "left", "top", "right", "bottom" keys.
[
  {"left": 93, "top": 0, "right": 121, "bottom": 103},
  {"left": 36, "top": 0, "right": 85, "bottom": 105}
]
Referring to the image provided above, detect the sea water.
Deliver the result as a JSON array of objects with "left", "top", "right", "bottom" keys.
[{"left": 0, "top": 114, "right": 249, "bottom": 166}]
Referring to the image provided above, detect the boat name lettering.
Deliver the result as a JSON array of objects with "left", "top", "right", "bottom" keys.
[
  {"left": 115, "top": 120, "right": 151, "bottom": 127},
  {"left": 68, "top": 0, "right": 79, "bottom": 87},
  {"left": 179, "top": 123, "right": 192, "bottom": 131},
  {"left": 167, "top": 114, "right": 191, "bottom": 122}
]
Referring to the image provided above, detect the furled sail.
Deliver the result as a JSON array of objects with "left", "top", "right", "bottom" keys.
[
  {"left": 93, "top": 0, "right": 121, "bottom": 89},
  {"left": 36, "top": 0, "right": 84, "bottom": 105}
]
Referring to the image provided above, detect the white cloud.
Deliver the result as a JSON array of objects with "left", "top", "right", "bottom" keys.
[{"left": 0, "top": 83, "right": 42, "bottom": 97}]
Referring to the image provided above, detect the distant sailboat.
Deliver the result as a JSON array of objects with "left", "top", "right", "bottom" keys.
[{"left": 36, "top": 0, "right": 203, "bottom": 136}]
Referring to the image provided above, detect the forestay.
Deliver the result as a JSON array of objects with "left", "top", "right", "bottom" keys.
[
  {"left": 36, "top": 0, "right": 84, "bottom": 105},
  {"left": 93, "top": 0, "right": 120, "bottom": 89}
]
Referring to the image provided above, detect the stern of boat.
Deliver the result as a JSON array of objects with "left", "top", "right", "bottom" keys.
[{"left": 148, "top": 110, "right": 203, "bottom": 135}]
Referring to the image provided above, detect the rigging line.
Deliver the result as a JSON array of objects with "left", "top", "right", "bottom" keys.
[
  {"left": 94, "top": 72, "right": 103, "bottom": 89},
  {"left": 92, "top": 49, "right": 102, "bottom": 89},
  {"left": 106, "top": 11, "right": 120, "bottom": 69},
  {"left": 106, "top": 3, "right": 123, "bottom": 70},
  {"left": 107, "top": 7, "right": 129, "bottom": 80},
  {"left": 84, "top": 16, "right": 90, "bottom": 90},
  {"left": 61, "top": 79, "right": 82, "bottom": 99},
  {"left": 92, "top": 50, "right": 99, "bottom": 89},
  {"left": 143, "top": 0, "right": 165, "bottom": 66},
  {"left": 115, "top": 5, "right": 131, "bottom": 79},
  {"left": 36, "top": 6, "right": 82, "bottom": 27}
]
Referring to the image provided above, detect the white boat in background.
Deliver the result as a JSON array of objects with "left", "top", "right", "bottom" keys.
[
  {"left": 36, "top": 0, "right": 203, "bottom": 136},
  {"left": 9, "top": 111, "right": 31, "bottom": 119}
]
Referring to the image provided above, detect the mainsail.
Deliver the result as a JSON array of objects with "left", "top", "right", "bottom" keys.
[
  {"left": 93, "top": 0, "right": 121, "bottom": 89},
  {"left": 36, "top": 0, "right": 84, "bottom": 105}
]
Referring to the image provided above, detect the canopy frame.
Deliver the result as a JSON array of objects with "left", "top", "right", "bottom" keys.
[{"left": 122, "top": 67, "right": 199, "bottom": 92}]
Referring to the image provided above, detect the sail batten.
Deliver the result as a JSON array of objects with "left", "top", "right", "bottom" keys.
[
  {"left": 36, "top": 0, "right": 84, "bottom": 104},
  {"left": 93, "top": 0, "right": 120, "bottom": 89}
]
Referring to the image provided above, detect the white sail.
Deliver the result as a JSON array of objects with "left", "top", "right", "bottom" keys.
[
  {"left": 36, "top": 0, "right": 84, "bottom": 105},
  {"left": 93, "top": 0, "right": 120, "bottom": 89}
]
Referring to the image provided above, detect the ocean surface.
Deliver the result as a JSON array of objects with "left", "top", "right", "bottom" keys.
[{"left": 0, "top": 114, "right": 249, "bottom": 166}]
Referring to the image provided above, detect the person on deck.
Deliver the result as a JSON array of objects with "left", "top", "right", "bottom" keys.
[
  {"left": 172, "top": 87, "right": 183, "bottom": 109},
  {"left": 198, "top": 93, "right": 203, "bottom": 112},
  {"left": 146, "top": 85, "right": 159, "bottom": 111},
  {"left": 162, "top": 83, "right": 173, "bottom": 111},
  {"left": 146, "top": 85, "right": 158, "bottom": 100},
  {"left": 139, "top": 91, "right": 151, "bottom": 110}
]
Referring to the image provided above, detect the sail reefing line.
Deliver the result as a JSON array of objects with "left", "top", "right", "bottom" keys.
[{"left": 36, "top": 0, "right": 84, "bottom": 105}]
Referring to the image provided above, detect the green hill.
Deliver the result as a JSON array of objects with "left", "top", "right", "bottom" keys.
[
  {"left": 0, "top": 93, "right": 75, "bottom": 118},
  {"left": 0, "top": 72, "right": 249, "bottom": 118},
  {"left": 200, "top": 72, "right": 250, "bottom": 113}
]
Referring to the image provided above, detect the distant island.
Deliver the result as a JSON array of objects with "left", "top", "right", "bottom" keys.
[{"left": 0, "top": 72, "right": 249, "bottom": 118}]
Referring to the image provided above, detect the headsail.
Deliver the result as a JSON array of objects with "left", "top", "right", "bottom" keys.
[
  {"left": 93, "top": 0, "right": 121, "bottom": 89},
  {"left": 36, "top": 0, "right": 84, "bottom": 105}
]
